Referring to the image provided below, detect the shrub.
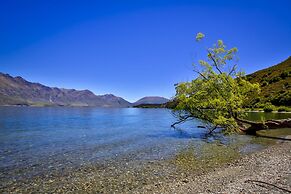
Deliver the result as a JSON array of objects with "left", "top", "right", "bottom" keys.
[
  {"left": 280, "top": 71, "right": 290, "bottom": 79},
  {"left": 263, "top": 104, "right": 275, "bottom": 112},
  {"left": 271, "top": 91, "right": 291, "bottom": 106},
  {"left": 268, "top": 76, "right": 281, "bottom": 84},
  {"left": 254, "top": 102, "right": 266, "bottom": 108},
  {"left": 278, "top": 107, "right": 287, "bottom": 112},
  {"left": 277, "top": 106, "right": 291, "bottom": 112},
  {"left": 261, "top": 81, "right": 268, "bottom": 87}
]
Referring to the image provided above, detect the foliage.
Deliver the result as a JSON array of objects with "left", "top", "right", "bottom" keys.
[
  {"left": 164, "top": 100, "right": 179, "bottom": 109},
  {"left": 247, "top": 57, "right": 291, "bottom": 107},
  {"left": 263, "top": 103, "right": 275, "bottom": 112},
  {"left": 280, "top": 71, "right": 291, "bottom": 79},
  {"left": 268, "top": 76, "right": 281, "bottom": 84},
  {"left": 271, "top": 90, "right": 291, "bottom": 106},
  {"left": 277, "top": 106, "right": 291, "bottom": 112},
  {"left": 172, "top": 33, "right": 260, "bottom": 133},
  {"left": 261, "top": 81, "right": 268, "bottom": 87}
]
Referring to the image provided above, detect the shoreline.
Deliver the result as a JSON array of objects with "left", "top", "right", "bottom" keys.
[
  {"left": 141, "top": 137, "right": 291, "bottom": 193},
  {"left": 247, "top": 110, "right": 291, "bottom": 114},
  {"left": 1, "top": 135, "right": 290, "bottom": 193}
]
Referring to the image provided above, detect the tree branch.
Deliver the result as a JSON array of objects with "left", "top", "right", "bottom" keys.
[
  {"left": 228, "top": 64, "right": 237, "bottom": 76},
  {"left": 171, "top": 115, "right": 192, "bottom": 127},
  {"left": 234, "top": 116, "right": 260, "bottom": 125},
  {"left": 208, "top": 51, "right": 223, "bottom": 74},
  {"left": 193, "top": 69, "right": 208, "bottom": 80},
  {"left": 207, "top": 125, "right": 218, "bottom": 134}
]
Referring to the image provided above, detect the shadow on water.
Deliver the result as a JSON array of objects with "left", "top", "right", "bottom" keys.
[
  {"left": 170, "top": 127, "right": 209, "bottom": 139},
  {"left": 168, "top": 126, "right": 291, "bottom": 146},
  {"left": 148, "top": 126, "right": 228, "bottom": 146},
  {"left": 147, "top": 126, "right": 203, "bottom": 139}
]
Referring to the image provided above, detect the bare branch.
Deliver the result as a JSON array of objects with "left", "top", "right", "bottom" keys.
[
  {"left": 228, "top": 64, "right": 237, "bottom": 76},
  {"left": 193, "top": 69, "right": 208, "bottom": 80},
  {"left": 207, "top": 125, "right": 218, "bottom": 134},
  {"left": 171, "top": 115, "right": 193, "bottom": 127},
  {"left": 208, "top": 51, "right": 223, "bottom": 74}
]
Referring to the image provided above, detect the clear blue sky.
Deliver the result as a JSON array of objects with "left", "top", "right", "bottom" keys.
[{"left": 0, "top": 0, "right": 290, "bottom": 102}]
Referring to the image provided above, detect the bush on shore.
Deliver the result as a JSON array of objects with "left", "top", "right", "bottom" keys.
[
  {"left": 277, "top": 106, "right": 291, "bottom": 112},
  {"left": 263, "top": 104, "right": 276, "bottom": 112}
]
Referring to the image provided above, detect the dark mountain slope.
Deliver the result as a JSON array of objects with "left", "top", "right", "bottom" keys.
[{"left": 133, "top": 96, "right": 169, "bottom": 106}]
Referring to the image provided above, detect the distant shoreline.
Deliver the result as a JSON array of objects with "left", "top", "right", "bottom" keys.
[
  {"left": 1, "top": 105, "right": 291, "bottom": 114},
  {"left": 247, "top": 110, "right": 291, "bottom": 113}
]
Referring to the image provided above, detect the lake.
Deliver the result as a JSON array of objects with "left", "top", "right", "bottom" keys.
[
  {"left": 0, "top": 107, "right": 290, "bottom": 192},
  {"left": 0, "top": 107, "right": 206, "bottom": 167}
]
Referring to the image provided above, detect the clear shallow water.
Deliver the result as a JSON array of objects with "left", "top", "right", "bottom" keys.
[
  {"left": 0, "top": 108, "right": 209, "bottom": 173},
  {"left": 0, "top": 107, "right": 290, "bottom": 181}
]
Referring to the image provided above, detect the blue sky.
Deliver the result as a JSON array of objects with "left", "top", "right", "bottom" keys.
[{"left": 0, "top": 0, "right": 290, "bottom": 102}]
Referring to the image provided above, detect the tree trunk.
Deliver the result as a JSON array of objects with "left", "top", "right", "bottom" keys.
[{"left": 235, "top": 117, "right": 291, "bottom": 135}]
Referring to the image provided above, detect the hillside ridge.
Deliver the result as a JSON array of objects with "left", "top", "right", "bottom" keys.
[
  {"left": 247, "top": 56, "right": 291, "bottom": 106},
  {"left": 0, "top": 73, "right": 131, "bottom": 107}
]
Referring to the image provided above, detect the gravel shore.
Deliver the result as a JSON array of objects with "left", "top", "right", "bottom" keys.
[
  {"left": 140, "top": 137, "right": 291, "bottom": 194},
  {"left": 1, "top": 135, "right": 290, "bottom": 193}
]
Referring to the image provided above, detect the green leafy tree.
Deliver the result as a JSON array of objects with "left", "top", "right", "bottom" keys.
[{"left": 172, "top": 33, "right": 260, "bottom": 133}]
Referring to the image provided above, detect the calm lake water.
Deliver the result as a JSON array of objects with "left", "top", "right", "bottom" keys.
[
  {"left": 0, "top": 108, "right": 204, "bottom": 174},
  {"left": 0, "top": 107, "right": 290, "bottom": 183}
]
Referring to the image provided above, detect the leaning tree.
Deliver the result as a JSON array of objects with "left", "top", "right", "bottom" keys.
[{"left": 172, "top": 33, "right": 291, "bottom": 134}]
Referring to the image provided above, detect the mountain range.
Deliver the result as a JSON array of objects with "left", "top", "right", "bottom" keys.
[{"left": 0, "top": 72, "right": 168, "bottom": 107}]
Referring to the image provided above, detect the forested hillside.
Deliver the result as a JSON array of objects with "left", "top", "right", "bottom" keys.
[{"left": 247, "top": 57, "right": 291, "bottom": 106}]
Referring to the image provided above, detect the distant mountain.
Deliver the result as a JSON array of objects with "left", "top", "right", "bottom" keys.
[
  {"left": 133, "top": 96, "right": 169, "bottom": 106},
  {"left": 0, "top": 73, "right": 131, "bottom": 107},
  {"left": 247, "top": 57, "right": 291, "bottom": 106}
]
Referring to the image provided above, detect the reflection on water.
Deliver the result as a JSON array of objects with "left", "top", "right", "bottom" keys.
[{"left": 245, "top": 111, "right": 291, "bottom": 122}]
